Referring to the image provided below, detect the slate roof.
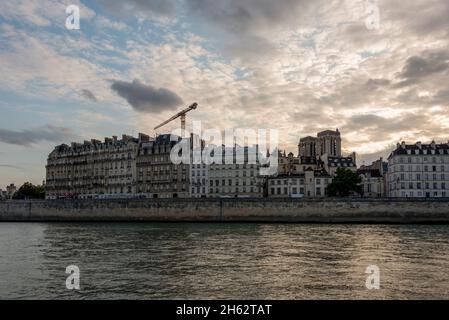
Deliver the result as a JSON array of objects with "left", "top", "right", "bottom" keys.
[{"left": 389, "top": 142, "right": 449, "bottom": 159}]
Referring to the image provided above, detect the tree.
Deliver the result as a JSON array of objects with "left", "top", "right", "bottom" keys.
[
  {"left": 327, "top": 168, "right": 363, "bottom": 197},
  {"left": 12, "top": 182, "right": 45, "bottom": 199}
]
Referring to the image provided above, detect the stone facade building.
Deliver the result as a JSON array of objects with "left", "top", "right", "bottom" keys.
[
  {"left": 298, "top": 136, "right": 318, "bottom": 158},
  {"left": 268, "top": 170, "right": 332, "bottom": 198},
  {"left": 269, "top": 129, "right": 353, "bottom": 198},
  {"left": 358, "top": 158, "right": 388, "bottom": 198},
  {"left": 299, "top": 129, "right": 342, "bottom": 158},
  {"left": 46, "top": 134, "right": 143, "bottom": 199},
  {"left": 208, "top": 146, "right": 265, "bottom": 198},
  {"left": 321, "top": 153, "right": 357, "bottom": 176},
  {"left": 136, "top": 134, "right": 189, "bottom": 198},
  {"left": 388, "top": 141, "right": 449, "bottom": 198},
  {"left": 190, "top": 163, "right": 209, "bottom": 198},
  {"left": 317, "top": 129, "right": 342, "bottom": 157},
  {"left": 277, "top": 151, "right": 320, "bottom": 175}
]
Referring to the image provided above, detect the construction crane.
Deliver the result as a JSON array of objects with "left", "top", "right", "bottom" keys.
[{"left": 154, "top": 102, "right": 198, "bottom": 134}]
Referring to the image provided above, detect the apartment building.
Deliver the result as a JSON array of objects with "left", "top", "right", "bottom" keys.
[
  {"left": 358, "top": 158, "right": 388, "bottom": 198},
  {"left": 388, "top": 141, "right": 449, "bottom": 198},
  {"left": 46, "top": 135, "right": 141, "bottom": 199},
  {"left": 268, "top": 169, "right": 332, "bottom": 198},
  {"left": 207, "top": 146, "right": 265, "bottom": 198},
  {"left": 136, "top": 134, "right": 189, "bottom": 198}
]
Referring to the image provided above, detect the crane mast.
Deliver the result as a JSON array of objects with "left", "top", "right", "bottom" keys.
[{"left": 154, "top": 102, "right": 198, "bottom": 136}]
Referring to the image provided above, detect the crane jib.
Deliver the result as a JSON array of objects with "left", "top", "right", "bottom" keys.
[{"left": 154, "top": 103, "right": 198, "bottom": 131}]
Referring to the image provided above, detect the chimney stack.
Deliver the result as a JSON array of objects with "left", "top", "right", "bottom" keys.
[{"left": 139, "top": 133, "right": 150, "bottom": 142}]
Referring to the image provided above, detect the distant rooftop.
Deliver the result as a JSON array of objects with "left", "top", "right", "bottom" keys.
[{"left": 389, "top": 141, "right": 449, "bottom": 158}]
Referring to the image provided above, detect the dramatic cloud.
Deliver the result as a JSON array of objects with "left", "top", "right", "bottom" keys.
[
  {"left": 3, "top": 0, "right": 449, "bottom": 185},
  {"left": 186, "top": 0, "right": 313, "bottom": 35},
  {"left": 185, "top": 0, "right": 319, "bottom": 60},
  {"left": 110, "top": 79, "right": 183, "bottom": 113},
  {"left": 95, "top": 0, "right": 176, "bottom": 19},
  {"left": 396, "top": 50, "right": 449, "bottom": 86},
  {"left": 0, "top": 125, "right": 76, "bottom": 146},
  {"left": 80, "top": 89, "right": 98, "bottom": 102},
  {"left": 341, "top": 113, "right": 438, "bottom": 149}
]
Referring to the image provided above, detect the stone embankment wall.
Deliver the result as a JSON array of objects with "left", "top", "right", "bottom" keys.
[{"left": 1, "top": 198, "right": 449, "bottom": 223}]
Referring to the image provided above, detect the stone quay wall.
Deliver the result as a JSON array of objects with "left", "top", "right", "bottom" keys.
[{"left": 1, "top": 198, "right": 449, "bottom": 223}]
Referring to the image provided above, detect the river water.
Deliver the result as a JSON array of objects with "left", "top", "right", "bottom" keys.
[{"left": 0, "top": 222, "right": 448, "bottom": 299}]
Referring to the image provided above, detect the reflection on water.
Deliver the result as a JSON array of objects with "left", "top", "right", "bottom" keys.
[{"left": 0, "top": 222, "right": 449, "bottom": 299}]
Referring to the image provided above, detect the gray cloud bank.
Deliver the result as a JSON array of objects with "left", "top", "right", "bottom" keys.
[
  {"left": 0, "top": 125, "right": 76, "bottom": 146},
  {"left": 110, "top": 79, "right": 183, "bottom": 113}
]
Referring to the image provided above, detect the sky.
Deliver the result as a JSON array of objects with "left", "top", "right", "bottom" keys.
[{"left": 1, "top": 0, "right": 449, "bottom": 187}]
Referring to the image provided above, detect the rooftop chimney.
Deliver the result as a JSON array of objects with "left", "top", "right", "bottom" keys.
[
  {"left": 112, "top": 136, "right": 117, "bottom": 142},
  {"left": 416, "top": 141, "right": 422, "bottom": 149},
  {"left": 139, "top": 133, "right": 150, "bottom": 142},
  {"left": 401, "top": 141, "right": 406, "bottom": 149}
]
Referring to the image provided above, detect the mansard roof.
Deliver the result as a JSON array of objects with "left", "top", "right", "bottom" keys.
[
  {"left": 389, "top": 142, "right": 449, "bottom": 158},
  {"left": 326, "top": 156, "right": 356, "bottom": 167},
  {"left": 300, "top": 156, "right": 318, "bottom": 165}
]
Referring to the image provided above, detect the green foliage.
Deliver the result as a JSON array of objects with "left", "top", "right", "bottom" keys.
[
  {"left": 327, "top": 168, "right": 363, "bottom": 197},
  {"left": 12, "top": 182, "right": 45, "bottom": 200}
]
